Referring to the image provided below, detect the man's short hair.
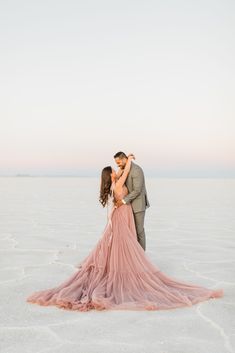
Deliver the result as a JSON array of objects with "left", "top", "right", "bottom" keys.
[{"left": 113, "top": 151, "right": 128, "bottom": 159}]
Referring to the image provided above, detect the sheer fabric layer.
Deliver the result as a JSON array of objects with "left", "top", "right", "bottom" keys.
[{"left": 27, "top": 204, "right": 223, "bottom": 311}]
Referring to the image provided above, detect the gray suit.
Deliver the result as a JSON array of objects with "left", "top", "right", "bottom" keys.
[{"left": 123, "top": 162, "right": 150, "bottom": 250}]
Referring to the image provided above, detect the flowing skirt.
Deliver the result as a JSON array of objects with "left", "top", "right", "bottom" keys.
[{"left": 26, "top": 204, "right": 223, "bottom": 311}]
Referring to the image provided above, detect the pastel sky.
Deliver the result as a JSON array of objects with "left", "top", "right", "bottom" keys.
[{"left": 0, "top": 0, "right": 234, "bottom": 177}]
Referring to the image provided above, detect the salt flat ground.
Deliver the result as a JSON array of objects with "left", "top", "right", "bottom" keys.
[{"left": 0, "top": 177, "right": 234, "bottom": 353}]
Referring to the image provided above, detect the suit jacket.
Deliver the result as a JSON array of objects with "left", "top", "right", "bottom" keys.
[{"left": 123, "top": 162, "right": 150, "bottom": 213}]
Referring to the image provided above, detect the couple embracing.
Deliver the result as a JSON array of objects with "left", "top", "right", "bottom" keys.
[{"left": 100, "top": 151, "right": 150, "bottom": 251}]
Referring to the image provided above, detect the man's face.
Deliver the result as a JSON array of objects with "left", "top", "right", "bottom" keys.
[{"left": 114, "top": 157, "right": 127, "bottom": 170}]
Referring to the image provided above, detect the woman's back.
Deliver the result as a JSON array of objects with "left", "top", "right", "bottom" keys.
[{"left": 113, "top": 183, "right": 128, "bottom": 201}]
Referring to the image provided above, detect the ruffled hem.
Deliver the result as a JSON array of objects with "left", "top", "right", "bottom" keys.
[{"left": 26, "top": 287, "right": 224, "bottom": 312}]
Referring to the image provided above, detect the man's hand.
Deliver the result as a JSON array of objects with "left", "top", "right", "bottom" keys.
[{"left": 115, "top": 199, "right": 124, "bottom": 208}]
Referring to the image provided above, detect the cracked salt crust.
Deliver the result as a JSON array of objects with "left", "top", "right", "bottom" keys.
[{"left": 0, "top": 177, "right": 234, "bottom": 353}]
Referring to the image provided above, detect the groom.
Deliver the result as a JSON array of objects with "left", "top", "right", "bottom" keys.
[{"left": 114, "top": 151, "right": 150, "bottom": 251}]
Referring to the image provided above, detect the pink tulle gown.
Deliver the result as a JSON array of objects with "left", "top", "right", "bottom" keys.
[{"left": 26, "top": 183, "right": 223, "bottom": 312}]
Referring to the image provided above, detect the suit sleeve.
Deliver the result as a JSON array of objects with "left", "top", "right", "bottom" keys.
[{"left": 123, "top": 167, "right": 144, "bottom": 204}]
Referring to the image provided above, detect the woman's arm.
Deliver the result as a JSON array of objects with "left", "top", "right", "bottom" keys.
[
  {"left": 116, "top": 154, "right": 135, "bottom": 188},
  {"left": 116, "top": 168, "right": 124, "bottom": 179}
]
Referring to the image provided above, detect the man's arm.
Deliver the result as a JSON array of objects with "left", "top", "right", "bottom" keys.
[{"left": 123, "top": 167, "right": 144, "bottom": 204}]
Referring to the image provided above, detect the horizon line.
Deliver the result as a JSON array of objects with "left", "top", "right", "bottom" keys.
[{"left": 0, "top": 174, "right": 234, "bottom": 179}]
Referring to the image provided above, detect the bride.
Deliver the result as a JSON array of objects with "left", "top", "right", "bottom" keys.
[{"left": 26, "top": 154, "right": 224, "bottom": 311}]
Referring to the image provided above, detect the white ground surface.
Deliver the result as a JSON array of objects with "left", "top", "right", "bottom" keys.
[{"left": 0, "top": 177, "right": 234, "bottom": 353}]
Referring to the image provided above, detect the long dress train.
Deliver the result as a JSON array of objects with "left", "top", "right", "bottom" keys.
[{"left": 26, "top": 185, "right": 223, "bottom": 311}]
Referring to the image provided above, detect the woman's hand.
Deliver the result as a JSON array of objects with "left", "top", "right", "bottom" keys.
[{"left": 127, "top": 153, "right": 135, "bottom": 160}]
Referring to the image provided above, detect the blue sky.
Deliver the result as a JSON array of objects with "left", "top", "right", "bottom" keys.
[{"left": 0, "top": 0, "right": 234, "bottom": 177}]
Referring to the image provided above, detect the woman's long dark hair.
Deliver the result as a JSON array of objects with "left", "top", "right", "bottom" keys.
[{"left": 99, "top": 166, "right": 112, "bottom": 207}]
